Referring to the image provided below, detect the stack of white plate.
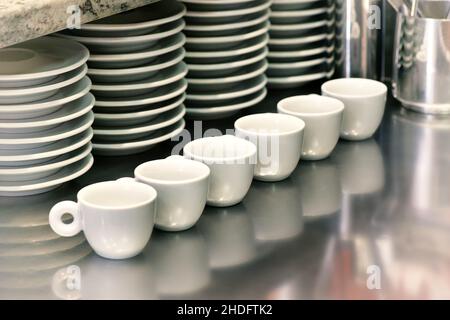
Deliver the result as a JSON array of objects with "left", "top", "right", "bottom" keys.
[
  {"left": 56, "top": 0, "right": 187, "bottom": 156},
  {"left": 267, "top": 0, "right": 336, "bottom": 88},
  {"left": 182, "top": 0, "right": 271, "bottom": 120},
  {"left": 0, "top": 37, "right": 94, "bottom": 197}
]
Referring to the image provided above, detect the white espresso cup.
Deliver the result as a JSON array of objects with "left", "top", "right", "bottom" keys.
[
  {"left": 49, "top": 180, "right": 157, "bottom": 260},
  {"left": 130, "top": 156, "right": 210, "bottom": 231},
  {"left": 277, "top": 94, "right": 344, "bottom": 160},
  {"left": 183, "top": 135, "right": 256, "bottom": 207},
  {"left": 322, "top": 78, "right": 387, "bottom": 141},
  {"left": 234, "top": 113, "right": 305, "bottom": 181}
]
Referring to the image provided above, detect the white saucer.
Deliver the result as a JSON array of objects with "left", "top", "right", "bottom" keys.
[
  {"left": 268, "top": 44, "right": 334, "bottom": 60},
  {"left": 0, "top": 77, "right": 91, "bottom": 120},
  {"left": 0, "top": 143, "right": 92, "bottom": 183},
  {"left": 185, "top": 0, "right": 271, "bottom": 18},
  {"left": 0, "top": 112, "right": 94, "bottom": 150},
  {"left": 88, "top": 48, "right": 185, "bottom": 83},
  {"left": 93, "top": 120, "right": 185, "bottom": 156},
  {"left": 187, "top": 75, "right": 267, "bottom": 102},
  {"left": 269, "top": 57, "right": 328, "bottom": 69},
  {"left": 88, "top": 33, "right": 186, "bottom": 69},
  {"left": 93, "top": 106, "right": 186, "bottom": 142},
  {"left": 0, "top": 154, "right": 93, "bottom": 197},
  {"left": 94, "top": 94, "right": 185, "bottom": 127},
  {"left": 270, "top": 6, "right": 331, "bottom": 18},
  {"left": 186, "top": 88, "right": 267, "bottom": 120},
  {"left": 270, "top": 19, "right": 328, "bottom": 31},
  {"left": 268, "top": 68, "right": 335, "bottom": 89},
  {"left": 269, "top": 33, "right": 330, "bottom": 46},
  {"left": 0, "top": 65, "right": 87, "bottom": 104},
  {"left": 78, "top": 0, "right": 186, "bottom": 36},
  {"left": 0, "top": 129, "right": 93, "bottom": 167},
  {"left": 95, "top": 79, "right": 188, "bottom": 109},
  {"left": 57, "top": 20, "right": 185, "bottom": 53},
  {"left": 91, "top": 62, "right": 188, "bottom": 98},
  {"left": 0, "top": 93, "right": 94, "bottom": 134},
  {"left": 0, "top": 37, "right": 89, "bottom": 88}
]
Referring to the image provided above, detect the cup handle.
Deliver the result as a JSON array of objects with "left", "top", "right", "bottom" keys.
[
  {"left": 117, "top": 177, "right": 136, "bottom": 183},
  {"left": 166, "top": 155, "right": 185, "bottom": 160},
  {"left": 49, "top": 201, "right": 82, "bottom": 237}
]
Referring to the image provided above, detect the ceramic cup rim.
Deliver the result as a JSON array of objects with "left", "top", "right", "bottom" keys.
[
  {"left": 77, "top": 180, "right": 157, "bottom": 211},
  {"left": 183, "top": 135, "right": 257, "bottom": 163},
  {"left": 321, "top": 78, "right": 387, "bottom": 99},
  {"left": 135, "top": 158, "right": 210, "bottom": 185},
  {"left": 234, "top": 112, "right": 305, "bottom": 137},
  {"left": 277, "top": 94, "right": 345, "bottom": 118}
]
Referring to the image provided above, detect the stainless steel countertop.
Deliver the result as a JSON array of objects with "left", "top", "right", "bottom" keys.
[{"left": 1, "top": 84, "right": 450, "bottom": 300}]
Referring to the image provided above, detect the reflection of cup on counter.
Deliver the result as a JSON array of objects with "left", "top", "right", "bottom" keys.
[
  {"left": 243, "top": 179, "right": 303, "bottom": 241},
  {"left": 197, "top": 205, "right": 257, "bottom": 269},
  {"left": 331, "top": 139, "right": 385, "bottom": 195},
  {"left": 292, "top": 160, "right": 341, "bottom": 220},
  {"left": 146, "top": 229, "right": 210, "bottom": 297}
]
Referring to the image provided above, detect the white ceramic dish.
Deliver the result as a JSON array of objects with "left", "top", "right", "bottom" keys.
[
  {"left": 0, "top": 65, "right": 87, "bottom": 104},
  {"left": 93, "top": 120, "right": 185, "bottom": 156},
  {"left": 268, "top": 44, "right": 334, "bottom": 60},
  {"left": 186, "top": 88, "right": 267, "bottom": 120},
  {"left": 269, "top": 33, "right": 329, "bottom": 46},
  {"left": 88, "top": 33, "right": 186, "bottom": 69},
  {"left": 88, "top": 48, "right": 185, "bottom": 83},
  {"left": 0, "top": 77, "right": 91, "bottom": 120},
  {"left": 0, "top": 37, "right": 89, "bottom": 88},
  {"left": 93, "top": 106, "right": 186, "bottom": 142},
  {"left": 78, "top": 0, "right": 186, "bottom": 36},
  {"left": 270, "top": 6, "right": 332, "bottom": 18},
  {"left": 95, "top": 79, "right": 188, "bottom": 109},
  {"left": 187, "top": 75, "right": 266, "bottom": 102},
  {"left": 0, "top": 154, "right": 93, "bottom": 197},
  {"left": 0, "top": 111, "right": 94, "bottom": 150},
  {"left": 269, "top": 57, "right": 327, "bottom": 70},
  {"left": 57, "top": 20, "right": 185, "bottom": 53},
  {"left": 268, "top": 68, "right": 334, "bottom": 89},
  {"left": 0, "top": 129, "right": 93, "bottom": 167},
  {"left": 0, "top": 93, "right": 94, "bottom": 134},
  {"left": 94, "top": 93, "right": 185, "bottom": 127},
  {"left": 91, "top": 63, "right": 188, "bottom": 98},
  {"left": 0, "top": 143, "right": 92, "bottom": 183},
  {"left": 185, "top": 0, "right": 271, "bottom": 18},
  {"left": 270, "top": 19, "right": 328, "bottom": 31}
]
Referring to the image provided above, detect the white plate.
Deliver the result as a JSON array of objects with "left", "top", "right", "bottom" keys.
[
  {"left": 0, "top": 143, "right": 92, "bottom": 182},
  {"left": 187, "top": 60, "right": 268, "bottom": 91},
  {"left": 93, "top": 106, "right": 186, "bottom": 142},
  {"left": 0, "top": 77, "right": 91, "bottom": 120},
  {"left": 0, "top": 94, "right": 94, "bottom": 134},
  {"left": 185, "top": 0, "right": 271, "bottom": 18},
  {"left": 0, "top": 65, "right": 87, "bottom": 104},
  {"left": 94, "top": 94, "right": 185, "bottom": 127},
  {"left": 78, "top": 0, "right": 186, "bottom": 36},
  {"left": 0, "top": 129, "right": 93, "bottom": 167},
  {"left": 95, "top": 79, "right": 188, "bottom": 108},
  {"left": 270, "top": 6, "right": 331, "bottom": 18},
  {"left": 0, "top": 37, "right": 89, "bottom": 88},
  {"left": 270, "top": 18, "right": 332, "bottom": 31},
  {"left": 185, "top": 34, "right": 268, "bottom": 59},
  {"left": 57, "top": 20, "right": 185, "bottom": 53},
  {"left": 268, "top": 44, "right": 335, "bottom": 60},
  {"left": 93, "top": 120, "right": 185, "bottom": 156},
  {"left": 186, "top": 88, "right": 267, "bottom": 120},
  {"left": 184, "top": 9, "right": 269, "bottom": 32},
  {"left": 0, "top": 154, "right": 94, "bottom": 197},
  {"left": 268, "top": 68, "right": 334, "bottom": 89},
  {"left": 269, "top": 33, "right": 331, "bottom": 46},
  {"left": 0, "top": 112, "right": 94, "bottom": 150},
  {"left": 91, "top": 62, "right": 188, "bottom": 98},
  {"left": 88, "top": 33, "right": 186, "bottom": 69},
  {"left": 187, "top": 75, "right": 267, "bottom": 101},
  {"left": 88, "top": 48, "right": 185, "bottom": 83}
]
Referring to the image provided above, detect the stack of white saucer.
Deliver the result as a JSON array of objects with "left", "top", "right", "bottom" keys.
[
  {"left": 57, "top": 0, "right": 187, "bottom": 156},
  {"left": 0, "top": 37, "right": 94, "bottom": 197},
  {"left": 267, "top": 0, "right": 336, "bottom": 88},
  {"left": 181, "top": 0, "right": 271, "bottom": 120}
]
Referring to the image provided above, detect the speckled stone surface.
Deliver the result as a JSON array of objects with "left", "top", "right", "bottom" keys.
[{"left": 0, "top": 0, "right": 160, "bottom": 48}]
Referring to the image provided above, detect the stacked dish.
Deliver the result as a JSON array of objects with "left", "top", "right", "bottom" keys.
[
  {"left": 182, "top": 0, "right": 271, "bottom": 119},
  {"left": 0, "top": 37, "right": 94, "bottom": 197},
  {"left": 267, "top": 0, "right": 336, "bottom": 88},
  {"left": 56, "top": 0, "right": 187, "bottom": 156}
]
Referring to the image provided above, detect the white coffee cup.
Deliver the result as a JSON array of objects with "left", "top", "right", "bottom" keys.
[
  {"left": 277, "top": 94, "right": 344, "bottom": 160},
  {"left": 130, "top": 156, "right": 210, "bottom": 232},
  {"left": 49, "top": 180, "right": 157, "bottom": 260},
  {"left": 183, "top": 135, "right": 256, "bottom": 207},
  {"left": 322, "top": 78, "right": 387, "bottom": 141},
  {"left": 234, "top": 113, "right": 305, "bottom": 181}
]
